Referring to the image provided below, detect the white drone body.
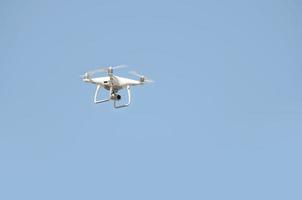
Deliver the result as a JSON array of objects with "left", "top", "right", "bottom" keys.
[{"left": 81, "top": 65, "right": 153, "bottom": 108}]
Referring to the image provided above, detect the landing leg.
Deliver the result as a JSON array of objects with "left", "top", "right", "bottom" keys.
[
  {"left": 94, "top": 85, "right": 110, "bottom": 104},
  {"left": 114, "top": 85, "right": 131, "bottom": 108}
]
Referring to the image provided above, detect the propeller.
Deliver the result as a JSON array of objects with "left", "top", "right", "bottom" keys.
[
  {"left": 80, "top": 72, "right": 90, "bottom": 79},
  {"left": 129, "top": 71, "right": 154, "bottom": 83},
  {"left": 87, "top": 64, "right": 127, "bottom": 76}
]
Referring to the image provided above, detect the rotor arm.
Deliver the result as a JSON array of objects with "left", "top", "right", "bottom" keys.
[
  {"left": 88, "top": 76, "right": 96, "bottom": 84},
  {"left": 114, "top": 85, "right": 131, "bottom": 108},
  {"left": 94, "top": 85, "right": 110, "bottom": 104}
]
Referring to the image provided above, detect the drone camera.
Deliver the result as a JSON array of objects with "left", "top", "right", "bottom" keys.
[{"left": 111, "top": 93, "right": 121, "bottom": 101}]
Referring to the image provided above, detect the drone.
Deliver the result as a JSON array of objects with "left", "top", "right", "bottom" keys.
[{"left": 81, "top": 65, "right": 153, "bottom": 108}]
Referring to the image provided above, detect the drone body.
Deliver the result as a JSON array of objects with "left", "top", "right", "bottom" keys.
[{"left": 81, "top": 65, "right": 153, "bottom": 108}]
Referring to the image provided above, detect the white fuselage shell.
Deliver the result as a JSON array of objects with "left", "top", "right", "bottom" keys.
[{"left": 84, "top": 75, "right": 141, "bottom": 91}]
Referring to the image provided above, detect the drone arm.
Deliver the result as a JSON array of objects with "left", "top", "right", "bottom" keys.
[
  {"left": 114, "top": 85, "right": 131, "bottom": 108},
  {"left": 88, "top": 76, "right": 96, "bottom": 84},
  {"left": 94, "top": 85, "right": 110, "bottom": 104}
]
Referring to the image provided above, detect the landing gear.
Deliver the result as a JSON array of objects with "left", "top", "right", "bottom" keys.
[
  {"left": 94, "top": 85, "right": 110, "bottom": 104},
  {"left": 93, "top": 85, "right": 131, "bottom": 108},
  {"left": 114, "top": 85, "right": 131, "bottom": 109}
]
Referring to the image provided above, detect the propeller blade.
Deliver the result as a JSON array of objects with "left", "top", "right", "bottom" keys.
[
  {"left": 87, "top": 68, "right": 106, "bottom": 76},
  {"left": 129, "top": 70, "right": 143, "bottom": 77},
  {"left": 112, "top": 64, "right": 127, "bottom": 70},
  {"left": 129, "top": 71, "right": 154, "bottom": 83},
  {"left": 144, "top": 79, "right": 154, "bottom": 83},
  {"left": 80, "top": 72, "right": 89, "bottom": 78},
  {"left": 87, "top": 65, "right": 127, "bottom": 76}
]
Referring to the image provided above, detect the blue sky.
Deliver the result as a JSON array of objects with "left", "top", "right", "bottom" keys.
[{"left": 1, "top": 0, "right": 302, "bottom": 199}]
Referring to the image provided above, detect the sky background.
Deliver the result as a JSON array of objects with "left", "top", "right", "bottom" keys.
[{"left": 1, "top": 0, "right": 302, "bottom": 199}]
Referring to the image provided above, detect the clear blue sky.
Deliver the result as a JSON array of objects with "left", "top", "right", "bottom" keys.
[{"left": 1, "top": 0, "right": 302, "bottom": 199}]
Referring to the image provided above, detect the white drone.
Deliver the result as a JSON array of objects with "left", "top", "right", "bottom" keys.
[{"left": 81, "top": 65, "right": 153, "bottom": 108}]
